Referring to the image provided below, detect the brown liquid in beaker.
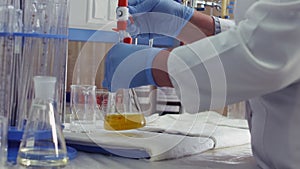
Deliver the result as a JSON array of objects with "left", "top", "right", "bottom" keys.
[{"left": 104, "top": 113, "right": 146, "bottom": 130}]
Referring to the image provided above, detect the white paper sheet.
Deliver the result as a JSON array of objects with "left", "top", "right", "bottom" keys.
[{"left": 64, "top": 111, "right": 250, "bottom": 161}]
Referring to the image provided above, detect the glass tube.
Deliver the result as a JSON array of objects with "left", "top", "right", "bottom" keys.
[
  {"left": 0, "top": 116, "right": 8, "bottom": 166},
  {"left": 16, "top": 0, "right": 70, "bottom": 129},
  {"left": 0, "top": 6, "right": 21, "bottom": 127}
]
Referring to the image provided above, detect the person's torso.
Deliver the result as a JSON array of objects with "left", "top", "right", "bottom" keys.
[{"left": 237, "top": 1, "right": 300, "bottom": 168}]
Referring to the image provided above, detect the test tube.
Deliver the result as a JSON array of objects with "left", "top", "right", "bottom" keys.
[
  {"left": 0, "top": 6, "right": 10, "bottom": 119},
  {"left": 10, "top": 9, "right": 23, "bottom": 126},
  {"left": 17, "top": 0, "right": 48, "bottom": 129},
  {"left": 6, "top": 0, "right": 21, "bottom": 9},
  {"left": 50, "top": 0, "right": 70, "bottom": 122},
  {"left": 16, "top": 0, "right": 70, "bottom": 129},
  {"left": 0, "top": 1, "right": 9, "bottom": 6},
  {"left": 0, "top": 116, "right": 8, "bottom": 166},
  {"left": 0, "top": 6, "right": 21, "bottom": 127}
]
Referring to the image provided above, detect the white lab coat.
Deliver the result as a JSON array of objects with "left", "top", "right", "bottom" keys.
[{"left": 168, "top": 0, "right": 300, "bottom": 168}]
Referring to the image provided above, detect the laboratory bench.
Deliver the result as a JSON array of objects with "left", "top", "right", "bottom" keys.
[
  {"left": 4, "top": 144, "right": 258, "bottom": 169},
  {"left": 64, "top": 126, "right": 257, "bottom": 169},
  {"left": 4, "top": 111, "right": 257, "bottom": 169},
  {"left": 66, "top": 146, "right": 258, "bottom": 169}
]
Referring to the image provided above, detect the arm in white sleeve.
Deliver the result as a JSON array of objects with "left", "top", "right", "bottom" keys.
[
  {"left": 168, "top": 1, "right": 300, "bottom": 113},
  {"left": 218, "top": 18, "right": 235, "bottom": 32},
  {"left": 212, "top": 16, "right": 235, "bottom": 34}
]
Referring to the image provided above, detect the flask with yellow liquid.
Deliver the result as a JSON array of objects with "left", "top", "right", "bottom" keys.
[
  {"left": 104, "top": 0, "right": 146, "bottom": 131},
  {"left": 104, "top": 89, "right": 146, "bottom": 130}
]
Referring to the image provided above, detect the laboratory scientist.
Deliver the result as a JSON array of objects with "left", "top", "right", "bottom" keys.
[{"left": 102, "top": 0, "right": 300, "bottom": 168}]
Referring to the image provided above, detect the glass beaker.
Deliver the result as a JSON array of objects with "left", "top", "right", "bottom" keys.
[
  {"left": 17, "top": 76, "right": 68, "bottom": 167},
  {"left": 95, "top": 88, "right": 109, "bottom": 121},
  {"left": 104, "top": 89, "right": 146, "bottom": 131},
  {"left": 70, "top": 85, "right": 97, "bottom": 132}
]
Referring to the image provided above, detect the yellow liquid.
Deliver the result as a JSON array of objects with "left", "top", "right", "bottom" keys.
[
  {"left": 18, "top": 148, "right": 68, "bottom": 167},
  {"left": 104, "top": 113, "right": 146, "bottom": 130}
]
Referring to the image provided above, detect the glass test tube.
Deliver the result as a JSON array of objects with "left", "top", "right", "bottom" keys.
[
  {"left": 0, "top": 6, "right": 22, "bottom": 127},
  {"left": 16, "top": 0, "right": 70, "bottom": 129},
  {"left": 0, "top": 116, "right": 8, "bottom": 166}
]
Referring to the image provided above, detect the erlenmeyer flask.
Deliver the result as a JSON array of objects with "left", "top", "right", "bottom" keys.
[
  {"left": 104, "top": 89, "right": 146, "bottom": 130},
  {"left": 17, "top": 76, "right": 68, "bottom": 167}
]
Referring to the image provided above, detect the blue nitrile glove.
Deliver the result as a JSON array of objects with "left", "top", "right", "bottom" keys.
[
  {"left": 102, "top": 43, "right": 163, "bottom": 92},
  {"left": 127, "top": 0, "right": 194, "bottom": 40}
]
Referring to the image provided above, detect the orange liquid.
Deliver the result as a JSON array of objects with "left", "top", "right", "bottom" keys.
[{"left": 104, "top": 113, "right": 146, "bottom": 130}]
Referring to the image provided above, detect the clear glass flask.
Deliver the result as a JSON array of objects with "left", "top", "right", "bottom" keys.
[{"left": 17, "top": 76, "right": 68, "bottom": 167}]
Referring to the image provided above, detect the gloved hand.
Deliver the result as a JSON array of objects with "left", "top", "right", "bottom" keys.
[
  {"left": 102, "top": 43, "right": 163, "bottom": 92},
  {"left": 127, "top": 0, "right": 194, "bottom": 40}
]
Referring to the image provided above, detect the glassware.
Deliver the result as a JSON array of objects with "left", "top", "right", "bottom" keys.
[
  {"left": 0, "top": 6, "right": 14, "bottom": 125},
  {"left": 0, "top": 5, "right": 22, "bottom": 127},
  {"left": 70, "top": 85, "right": 98, "bottom": 132},
  {"left": 17, "top": 76, "right": 68, "bottom": 167},
  {"left": 105, "top": 0, "right": 145, "bottom": 130},
  {"left": 95, "top": 88, "right": 109, "bottom": 121},
  {"left": 0, "top": 116, "right": 7, "bottom": 166},
  {"left": 16, "top": 0, "right": 70, "bottom": 129},
  {"left": 104, "top": 89, "right": 146, "bottom": 131}
]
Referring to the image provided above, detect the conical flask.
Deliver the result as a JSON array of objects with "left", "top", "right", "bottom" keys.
[
  {"left": 17, "top": 76, "right": 68, "bottom": 167},
  {"left": 104, "top": 89, "right": 146, "bottom": 130}
]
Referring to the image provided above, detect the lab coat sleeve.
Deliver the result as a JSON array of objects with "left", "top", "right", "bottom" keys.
[
  {"left": 212, "top": 17, "right": 235, "bottom": 34},
  {"left": 168, "top": 1, "right": 300, "bottom": 113},
  {"left": 219, "top": 18, "right": 235, "bottom": 32}
]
